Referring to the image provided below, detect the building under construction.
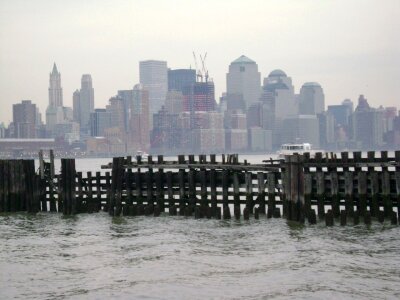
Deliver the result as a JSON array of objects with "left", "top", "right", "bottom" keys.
[{"left": 182, "top": 80, "right": 216, "bottom": 113}]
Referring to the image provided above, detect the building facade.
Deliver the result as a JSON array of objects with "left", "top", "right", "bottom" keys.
[
  {"left": 13, "top": 100, "right": 37, "bottom": 138},
  {"left": 139, "top": 60, "right": 168, "bottom": 124},
  {"left": 73, "top": 74, "right": 95, "bottom": 133},
  {"left": 226, "top": 55, "right": 261, "bottom": 109},
  {"left": 90, "top": 109, "right": 111, "bottom": 137},
  {"left": 298, "top": 82, "right": 325, "bottom": 115},
  {"left": 46, "top": 63, "right": 64, "bottom": 129},
  {"left": 168, "top": 69, "right": 196, "bottom": 93}
]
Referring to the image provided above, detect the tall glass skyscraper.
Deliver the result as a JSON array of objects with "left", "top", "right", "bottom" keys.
[
  {"left": 139, "top": 60, "right": 168, "bottom": 126},
  {"left": 226, "top": 55, "right": 261, "bottom": 109}
]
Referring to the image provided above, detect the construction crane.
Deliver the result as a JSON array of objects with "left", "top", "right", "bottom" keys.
[
  {"left": 200, "top": 52, "right": 208, "bottom": 82},
  {"left": 192, "top": 51, "right": 203, "bottom": 82}
]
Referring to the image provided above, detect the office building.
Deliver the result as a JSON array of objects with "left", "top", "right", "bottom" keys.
[
  {"left": 90, "top": 109, "right": 111, "bottom": 137},
  {"left": 281, "top": 115, "right": 320, "bottom": 148},
  {"left": 48, "top": 63, "right": 63, "bottom": 108},
  {"left": 151, "top": 106, "right": 180, "bottom": 152},
  {"left": 327, "top": 104, "right": 353, "bottom": 127},
  {"left": 128, "top": 84, "right": 150, "bottom": 151},
  {"left": 318, "top": 112, "right": 335, "bottom": 149},
  {"left": 73, "top": 74, "right": 95, "bottom": 133},
  {"left": 260, "top": 69, "right": 297, "bottom": 119},
  {"left": 226, "top": 55, "right": 261, "bottom": 109},
  {"left": 106, "top": 96, "right": 125, "bottom": 132},
  {"left": 182, "top": 81, "right": 216, "bottom": 113},
  {"left": 248, "top": 127, "right": 273, "bottom": 152},
  {"left": 13, "top": 100, "right": 37, "bottom": 138},
  {"left": 260, "top": 69, "right": 297, "bottom": 149},
  {"left": 352, "top": 95, "right": 384, "bottom": 149},
  {"left": 46, "top": 63, "right": 64, "bottom": 128},
  {"left": 168, "top": 69, "right": 196, "bottom": 93},
  {"left": 139, "top": 60, "right": 168, "bottom": 124},
  {"left": 225, "top": 111, "right": 247, "bottom": 151},
  {"left": 298, "top": 82, "right": 325, "bottom": 115},
  {"left": 165, "top": 91, "right": 184, "bottom": 114}
]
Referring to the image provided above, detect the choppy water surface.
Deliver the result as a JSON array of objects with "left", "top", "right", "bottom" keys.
[
  {"left": 1, "top": 156, "right": 400, "bottom": 299},
  {"left": 1, "top": 213, "right": 399, "bottom": 299}
]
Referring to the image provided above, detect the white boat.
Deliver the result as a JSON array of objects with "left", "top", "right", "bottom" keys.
[
  {"left": 135, "top": 150, "right": 149, "bottom": 160},
  {"left": 277, "top": 143, "right": 316, "bottom": 158}
]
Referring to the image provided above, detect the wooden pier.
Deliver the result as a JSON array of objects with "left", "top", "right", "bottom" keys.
[{"left": 0, "top": 150, "right": 399, "bottom": 226}]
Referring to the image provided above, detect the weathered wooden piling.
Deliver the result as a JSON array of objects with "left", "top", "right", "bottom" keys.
[
  {"left": 0, "top": 149, "right": 399, "bottom": 227},
  {"left": 210, "top": 169, "right": 217, "bottom": 217},
  {"left": 257, "top": 172, "right": 266, "bottom": 214},
  {"left": 358, "top": 171, "right": 367, "bottom": 218},
  {"left": 316, "top": 171, "right": 325, "bottom": 219},
  {"left": 340, "top": 210, "right": 347, "bottom": 226},
  {"left": 243, "top": 207, "right": 249, "bottom": 220},
  {"left": 283, "top": 154, "right": 305, "bottom": 222},
  {"left": 178, "top": 169, "right": 186, "bottom": 215},
  {"left": 233, "top": 172, "right": 240, "bottom": 219},
  {"left": 326, "top": 210, "right": 334, "bottom": 226},
  {"left": 199, "top": 169, "right": 207, "bottom": 213},
  {"left": 245, "top": 172, "right": 253, "bottom": 214},
  {"left": 60, "top": 158, "right": 76, "bottom": 215},
  {"left": 353, "top": 211, "right": 360, "bottom": 225},
  {"left": 330, "top": 171, "right": 340, "bottom": 218},
  {"left": 364, "top": 211, "right": 372, "bottom": 225},
  {"left": 308, "top": 209, "right": 317, "bottom": 224},
  {"left": 0, "top": 161, "right": 4, "bottom": 213},
  {"left": 344, "top": 171, "right": 354, "bottom": 217}
]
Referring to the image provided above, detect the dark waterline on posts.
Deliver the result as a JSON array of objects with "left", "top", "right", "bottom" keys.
[{"left": 0, "top": 151, "right": 399, "bottom": 225}]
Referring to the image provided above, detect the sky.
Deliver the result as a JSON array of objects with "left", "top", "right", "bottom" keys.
[{"left": 0, "top": 0, "right": 399, "bottom": 123}]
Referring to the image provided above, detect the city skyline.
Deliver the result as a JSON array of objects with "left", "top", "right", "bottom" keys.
[{"left": 1, "top": 0, "right": 399, "bottom": 123}]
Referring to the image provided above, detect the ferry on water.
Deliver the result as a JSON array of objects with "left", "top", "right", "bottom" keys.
[
  {"left": 277, "top": 143, "right": 317, "bottom": 158},
  {"left": 135, "top": 150, "right": 149, "bottom": 160}
]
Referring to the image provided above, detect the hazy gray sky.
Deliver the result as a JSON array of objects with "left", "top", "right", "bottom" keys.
[{"left": 0, "top": 0, "right": 399, "bottom": 123}]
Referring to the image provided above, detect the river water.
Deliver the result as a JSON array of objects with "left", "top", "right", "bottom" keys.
[{"left": 1, "top": 155, "right": 400, "bottom": 299}]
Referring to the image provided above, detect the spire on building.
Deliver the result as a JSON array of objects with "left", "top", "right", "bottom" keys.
[
  {"left": 48, "top": 63, "right": 63, "bottom": 108},
  {"left": 52, "top": 62, "right": 58, "bottom": 74}
]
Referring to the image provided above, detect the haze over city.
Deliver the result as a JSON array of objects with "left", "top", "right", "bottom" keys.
[
  {"left": 1, "top": 0, "right": 399, "bottom": 123},
  {"left": 1, "top": 2, "right": 400, "bottom": 299}
]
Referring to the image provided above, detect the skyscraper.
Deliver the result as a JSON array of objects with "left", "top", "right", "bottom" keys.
[
  {"left": 281, "top": 115, "right": 320, "bottom": 148},
  {"left": 182, "top": 81, "right": 216, "bottom": 114},
  {"left": 261, "top": 69, "right": 297, "bottom": 119},
  {"left": 13, "top": 100, "right": 37, "bottom": 138},
  {"left": 48, "top": 63, "right": 63, "bottom": 108},
  {"left": 46, "top": 63, "right": 64, "bottom": 129},
  {"left": 73, "top": 90, "right": 80, "bottom": 123},
  {"left": 128, "top": 84, "right": 150, "bottom": 151},
  {"left": 298, "top": 82, "right": 325, "bottom": 115},
  {"left": 260, "top": 69, "right": 297, "bottom": 149},
  {"left": 165, "top": 91, "right": 184, "bottom": 114},
  {"left": 106, "top": 96, "right": 125, "bottom": 132},
  {"left": 73, "top": 74, "right": 95, "bottom": 133},
  {"left": 109, "top": 85, "right": 151, "bottom": 151},
  {"left": 90, "top": 109, "right": 111, "bottom": 137},
  {"left": 352, "top": 95, "right": 384, "bottom": 149},
  {"left": 139, "top": 60, "right": 168, "bottom": 125},
  {"left": 327, "top": 104, "right": 353, "bottom": 127},
  {"left": 168, "top": 69, "right": 196, "bottom": 93},
  {"left": 151, "top": 106, "right": 180, "bottom": 152},
  {"left": 226, "top": 55, "right": 261, "bottom": 108}
]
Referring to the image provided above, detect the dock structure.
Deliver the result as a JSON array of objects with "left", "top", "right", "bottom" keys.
[{"left": 0, "top": 151, "right": 399, "bottom": 226}]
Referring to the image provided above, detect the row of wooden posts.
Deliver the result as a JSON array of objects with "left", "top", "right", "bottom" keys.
[{"left": 0, "top": 151, "right": 399, "bottom": 226}]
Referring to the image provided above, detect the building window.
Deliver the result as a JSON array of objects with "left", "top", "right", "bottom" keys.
[{"left": 240, "top": 66, "right": 245, "bottom": 72}]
